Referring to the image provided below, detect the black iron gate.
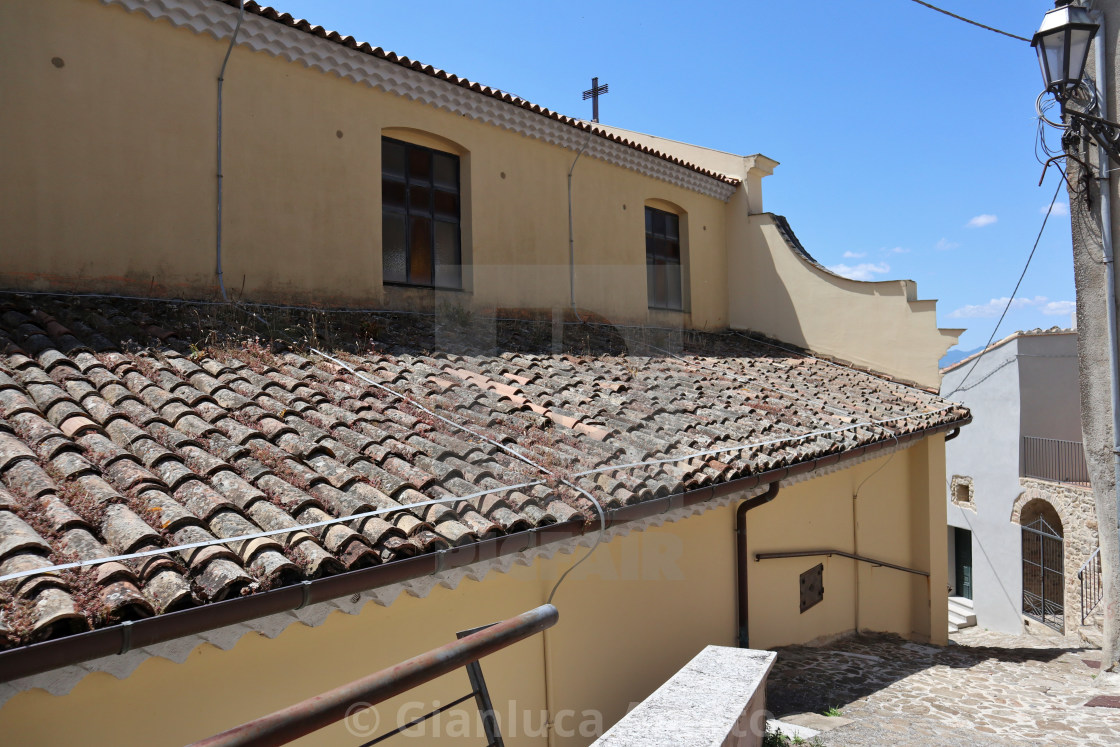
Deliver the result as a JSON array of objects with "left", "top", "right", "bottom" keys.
[{"left": 1022, "top": 516, "right": 1064, "bottom": 632}]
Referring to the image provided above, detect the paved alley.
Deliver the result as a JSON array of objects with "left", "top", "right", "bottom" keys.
[{"left": 766, "top": 628, "right": 1120, "bottom": 746}]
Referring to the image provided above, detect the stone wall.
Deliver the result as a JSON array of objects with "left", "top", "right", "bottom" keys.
[{"left": 1014, "top": 478, "right": 1100, "bottom": 634}]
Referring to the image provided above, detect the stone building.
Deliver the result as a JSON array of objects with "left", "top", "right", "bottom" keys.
[{"left": 942, "top": 328, "right": 1102, "bottom": 639}]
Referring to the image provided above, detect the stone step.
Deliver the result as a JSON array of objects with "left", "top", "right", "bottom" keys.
[
  {"left": 949, "top": 609, "right": 977, "bottom": 628},
  {"left": 948, "top": 622, "right": 959, "bottom": 634},
  {"left": 1079, "top": 625, "right": 1104, "bottom": 650},
  {"left": 948, "top": 596, "right": 974, "bottom": 614}
]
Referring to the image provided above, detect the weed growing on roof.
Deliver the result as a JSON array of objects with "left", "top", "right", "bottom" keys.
[
  {"left": 54, "top": 555, "right": 108, "bottom": 627},
  {"left": 0, "top": 587, "right": 35, "bottom": 646},
  {"left": 42, "top": 463, "right": 105, "bottom": 526}
]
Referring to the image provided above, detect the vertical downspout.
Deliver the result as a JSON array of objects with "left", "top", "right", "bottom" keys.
[
  {"left": 215, "top": 0, "right": 246, "bottom": 303},
  {"left": 567, "top": 127, "right": 594, "bottom": 323},
  {"left": 1091, "top": 10, "right": 1120, "bottom": 588},
  {"left": 735, "top": 482, "right": 780, "bottom": 648}
]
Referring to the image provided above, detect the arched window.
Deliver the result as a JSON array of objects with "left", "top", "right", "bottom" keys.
[
  {"left": 381, "top": 129, "right": 467, "bottom": 290},
  {"left": 644, "top": 199, "right": 688, "bottom": 311}
]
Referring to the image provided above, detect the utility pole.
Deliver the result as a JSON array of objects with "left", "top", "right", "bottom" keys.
[{"left": 1038, "top": 0, "right": 1120, "bottom": 672}]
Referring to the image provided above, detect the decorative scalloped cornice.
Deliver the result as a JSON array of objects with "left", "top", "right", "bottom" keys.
[
  {"left": 101, "top": 0, "right": 739, "bottom": 202},
  {"left": 0, "top": 439, "right": 913, "bottom": 705}
]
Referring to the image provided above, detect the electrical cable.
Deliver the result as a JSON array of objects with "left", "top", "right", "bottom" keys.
[
  {"left": 0, "top": 480, "right": 546, "bottom": 584},
  {"left": 312, "top": 348, "right": 557, "bottom": 478},
  {"left": 312, "top": 348, "right": 608, "bottom": 604},
  {"left": 943, "top": 177, "right": 1065, "bottom": 398},
  {"left": 571, "top": 405, "right": 959, "bottom": 480},
  {"left": 0, "top": 366, "right": 957, "bottom": 585},
  {"left": 906, "top": 0, "right": 1030, "bottom": 43}
]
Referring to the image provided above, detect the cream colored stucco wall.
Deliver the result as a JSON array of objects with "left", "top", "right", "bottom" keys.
[
  {"left": 0, "top": 440, "right": 947, "bottom": 746},
  {"left": 728, "top": 215, "right": 960, "bottom": 388},
  {"left": 0, "top": 0, "right": 730, "bottom": 329}
]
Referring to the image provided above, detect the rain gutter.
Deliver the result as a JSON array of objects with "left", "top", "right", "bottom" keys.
[{"left": 0, "top": 414, "right": 968, "bottom": 684}]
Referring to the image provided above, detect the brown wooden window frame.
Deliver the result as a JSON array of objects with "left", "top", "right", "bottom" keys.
[
  {"left": 645, "top": 206, "right": 683, "bottom": 311},
  {"left": 381, "top": 137, "right": 462, "bottom": 290}
]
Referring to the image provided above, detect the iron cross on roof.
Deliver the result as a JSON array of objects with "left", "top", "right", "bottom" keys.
[{"left": 582, "top": 77, "right": 609, "bottom": 123}]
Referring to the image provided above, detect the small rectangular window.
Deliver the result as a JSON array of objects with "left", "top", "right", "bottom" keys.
[
  {"left": 645, "top": 206, "right": 683, "bottom": 310},
  {"left": 382, "top": 137, "right": 462, "bottom": 289}
]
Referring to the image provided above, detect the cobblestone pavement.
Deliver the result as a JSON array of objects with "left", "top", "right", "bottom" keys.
[{"left": 765, "top": 628, "right": 1120, "bottom": 746}]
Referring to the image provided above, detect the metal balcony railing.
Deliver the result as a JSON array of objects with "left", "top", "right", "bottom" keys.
[{"left": 1022, "top": 436, "right": 1090, "bottom": 485}]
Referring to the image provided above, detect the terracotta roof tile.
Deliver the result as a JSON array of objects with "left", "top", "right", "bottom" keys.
[{"left": 0, "top": 295, "right": 968, "bottom": 649}]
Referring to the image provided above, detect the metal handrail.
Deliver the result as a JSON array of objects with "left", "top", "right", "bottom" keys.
[
  {"left": 190, "top": 604, "right": 559, "bottom": 747},
  {"left": 754, "top": 549, "right": 929, "bottom": 577},
  {"left": 1079, "top": 546, "right": 1103, "bottom": 625}
]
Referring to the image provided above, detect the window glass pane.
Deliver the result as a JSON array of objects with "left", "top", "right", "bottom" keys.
[
  {"left": 382, "top": 212, "right": 407, "bottom": 283},
  {"left": 383, "top": 179, "right": 406, "bottom": 211},
  {"left": 663, "top": 237, "right": 680, "bottom": 263},
  {"left": 433, "top": 153, "right": 458, "bottom": 191},
  {"left": 382, "top": 141, "right": 406, "bottom": 178},
  {"left": 408, "top": 148, "right": 431, "bottom": 183},
  {"left": 434, "top": 220, "right": 461, "bottom": 288},
  {"left": 665, "top": 213, "right": 679, "bottom": 240},
  {"left": 433, "top": 190, "right": 459, "bottom": 220},
  {"left": 409, "top": 184, "right": 431, "bottom": 212},
  {"left": 409, "top": 216, "right": 433, "bottom": 286},
  {"left": 665, "top": 264, "right": 682, "bottom": 310},
  {"left": 649, "top": 263, "right": 667, "bottom": 309},
  {"left": 651, "top": 209, "right": 666, "bottom": 236},
  {"left": 645, "top": 207, "right": 654, "bottom": 234}
]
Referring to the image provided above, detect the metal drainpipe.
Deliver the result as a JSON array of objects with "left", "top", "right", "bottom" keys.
[
  {"left": 1090, "top": 9, "right": 1120, "bottom": 595},
  {"left": 567, "top": 127, "right": 594, "bottom": 323},
  {"left": 735, "top": 482, "right": 780, "bottom": 648},
  {"left": 215, "top": 0, "right": 246, "bottom": 303}
]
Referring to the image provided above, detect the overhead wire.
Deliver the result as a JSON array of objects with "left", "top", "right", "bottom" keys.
[
  {"left": 312, "top": 348, "right": 607, "bottom": 604},
  {"left": 943, "top": 177, "right": 1065, "bottom": 397},
  {"left": 905, "top": 0, "right": 1030, "bottom": 43}
]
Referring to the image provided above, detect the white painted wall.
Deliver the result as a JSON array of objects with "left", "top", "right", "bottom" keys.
[{"left": 942, "top": 331, "right": 1081, "bottom": 634}]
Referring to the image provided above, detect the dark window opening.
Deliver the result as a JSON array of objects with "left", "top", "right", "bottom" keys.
[
  {"left": 382, "top": 137, "right": 462, "bottom": 289},
  {"left": 645, "top": 206, "right": 682, "bottom": 310}
]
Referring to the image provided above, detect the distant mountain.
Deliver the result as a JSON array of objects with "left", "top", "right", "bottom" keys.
[{"left": 940, "top": 346, "right": 983, "bottom": 369}]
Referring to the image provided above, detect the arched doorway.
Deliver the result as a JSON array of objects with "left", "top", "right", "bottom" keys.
[{"left": 1020, "top": 499, "right": 1064, "bottom": 631}]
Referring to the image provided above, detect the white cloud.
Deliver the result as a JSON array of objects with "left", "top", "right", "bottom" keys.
[
  {"left": 947, "top": 295, "right": 1069, "bottom": 319},
  {"left": 1042, "top": 202, "right": 1069, "bottom": 217},
  {"left": 842, "top": 250, "right": 866, "bottom": 259},
  {"left": 827, "top": 262, "right": 891, "bottom": 281},
  {"left": 1042, "top": 300, "right": 1076, "bottom": 316},
  {"left": 887, "top": 246, "right": 910, "bottom": 254},
  {"left": 935, "top": 238, "right": 959, "bottom": 251},
  {"left": 967, "top": 214, "right": 998, "bottom": 228}
]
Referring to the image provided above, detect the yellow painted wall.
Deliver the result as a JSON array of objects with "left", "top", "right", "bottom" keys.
[
  {"left": 0, "top": 0, "right": 730, "bottom": 329},
  {"left": 728, "top": 215, "right": 960, "bottom": 388},
  {"left": 0, "top": 441, "right": 948, "bottom": 746}
]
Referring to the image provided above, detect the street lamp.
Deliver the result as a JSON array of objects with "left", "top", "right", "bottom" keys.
[
  {"left": 1033, "top": 1, "right": 1120, "bottom": 163},
  {"left": 1032, "top": 1, "right": 1098, "bottom": 97}
]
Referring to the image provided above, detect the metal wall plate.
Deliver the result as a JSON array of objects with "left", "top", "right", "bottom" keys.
[{"left": 800, "top": 563, "right": 824, "bottom": 613}]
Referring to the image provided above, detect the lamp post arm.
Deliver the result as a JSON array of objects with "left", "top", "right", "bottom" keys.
[{"left": 1067, "top": 109, "right": 1120, "bottom": 166}]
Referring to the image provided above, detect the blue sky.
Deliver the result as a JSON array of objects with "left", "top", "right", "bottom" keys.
[{"left": 277, "top": 0, "right": 1073, "bottom": 351}]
